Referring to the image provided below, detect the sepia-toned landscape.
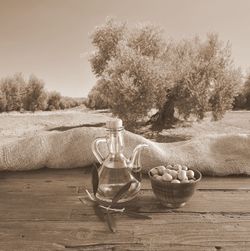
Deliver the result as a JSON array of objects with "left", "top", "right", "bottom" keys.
[
  {"left": 1, "top": 0, "right": 250, "bottom": 250},
  {"left": 1, "top": 109, "right": 250, "bottom": 144}
]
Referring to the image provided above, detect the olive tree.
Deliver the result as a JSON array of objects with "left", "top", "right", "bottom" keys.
[
  {"left": 152, "top": 34, "right": 242, "bottom": 128},
  {"left": 24, "top": 75, "right": 47, "bottom": 111},
  {"left": 238, "top": 73, "right": 250, "bottom": 109},
  {"left": 47, "top": 91, "right": 61, "bottom": 111},
  {"left": 89, "top": 18, "right": 169, "bottom": 128},
  {"left": 89, "top": 17, "right": 127, "bottom": 77},
  {"left": 103, "top": 42, "right": 167, "bottom": 127},
  {"left": 0, "top": 73, "right": 26, "bottom": 111},
  {"left": 89, "top": 18, "right": 242, "bottom": 130},
  {"left": 86, "top": 79, "right": 110, "bottom": 109},
  {"left": 0, "top": 89, "right": 7, "bottom": 112}
]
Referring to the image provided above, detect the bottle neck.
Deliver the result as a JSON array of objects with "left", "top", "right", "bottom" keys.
[{"left": 106, "top": 128, "right": 124, "bottom": 154}]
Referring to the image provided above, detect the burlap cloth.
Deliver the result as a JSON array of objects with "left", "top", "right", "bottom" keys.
[{"left": 0, "top": 127, "right": 249, "bottom": 176}]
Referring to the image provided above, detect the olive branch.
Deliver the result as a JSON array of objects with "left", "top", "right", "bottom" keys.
[{"left": 79, "top": 163, "right": 151, "bottom": 233}]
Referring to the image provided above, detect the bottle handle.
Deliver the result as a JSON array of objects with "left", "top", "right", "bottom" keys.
[{"left": 91, "top": 137, "right": 107, "bottom": 164}]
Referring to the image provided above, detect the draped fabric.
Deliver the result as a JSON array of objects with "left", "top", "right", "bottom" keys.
[{"left": 0, "top": 127, "right": 250, "bottom": 176}]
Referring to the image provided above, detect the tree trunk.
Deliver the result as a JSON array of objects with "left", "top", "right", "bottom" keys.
[{"left": 150, "top": 96, "right": 176, "bottom": 131}]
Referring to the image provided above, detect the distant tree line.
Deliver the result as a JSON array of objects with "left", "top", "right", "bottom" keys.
[
  {"left": 0, "top": 73, "right": 84, "bottom": 112},
  {"left": 233, "top": 74, "right": 250, "bottom": 110},
  {"left": 86, "top": 18, "right": 243, "bottom": 130}
]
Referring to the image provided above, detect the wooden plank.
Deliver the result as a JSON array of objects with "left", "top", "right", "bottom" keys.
[
  {"left": 1, "top": 168, "right": 250, "bottom": 191},
  {"left": 1, "top": 169, "right": 250, "bottom": 250},
  {"left": 194, "top": 176, "right": 250, "bottom": 190},
  {"left": 0, "top": 240, "right": 248, "bottom": 251},
  {"left": 1, "top": 176, "right": 249, "bottom": 199},
  {"left": 1, "top": 190, "right": 250, "bottom": 222},
  {"left": 1, "top": 172, "right": 250, "bottom": 222},
  {"left": 0, "top": 214, "right": 250, "bottom": 251},
  {"left": 141, "top": 175, "right": 250, "bottom": 190},
  {"left": 0, "top": 168, "right": 92, "bottom": 195},
  {"left": 0, "top": 168, "right": 90, "bottom": 181}
]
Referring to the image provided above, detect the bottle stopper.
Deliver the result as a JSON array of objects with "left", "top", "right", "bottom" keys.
[{"left": 106, "top": 119, "right": 123, "bottom": 129}]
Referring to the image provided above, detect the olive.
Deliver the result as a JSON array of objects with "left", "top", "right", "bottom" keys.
[
  {"left": 153, "top": 174, "right": 162, "bottom": 181},
  {"left": 173, "top": 164, "right": 182, "bottom": 171},
  {"left": 166, "top": 164, "right": 173, "bottom": 169},
  {"left": 171, "top": 179, "right": 181, "bottom": 184},
  {"left": 150, "top": 168, "right": 159, "bottom": 176},
  {"left": 162, "top": 173, "right": 173, "bottom": 182},
  {"left": 157, "top": 165, "right": 166, "bottom": 175},
  {"left": 182, "top": 165, "right": 188, "bottom": 171},
  {"left": 178, "top": 170, "right": 188, "bottom": 181},
  {"left": 186, "top": 170, "right": 195, "bottom": 179},
  {"left": 168, "top": 169, "right": 178, "bottom": 179}
]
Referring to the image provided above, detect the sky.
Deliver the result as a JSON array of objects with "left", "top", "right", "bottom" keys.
[{"left": 0, "top": 0, "right": 250, "bottom": 97}]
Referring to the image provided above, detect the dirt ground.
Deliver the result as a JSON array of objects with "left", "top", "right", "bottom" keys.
[
  {"left": 0, "top": 107, "right": 112, "bottom": 144},
  {"left": 155, "top": 110, "right": 250, "bottom": 142},
  {"left": 0, "top": 108, "right": 249, "bottom": 144}
]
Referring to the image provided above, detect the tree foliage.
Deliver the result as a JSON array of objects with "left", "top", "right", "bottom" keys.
[
  {"left": 0, "top": 73, "right": 26, "bottom": 111},
  {"left": 89, "top": 18, "right": 242, "bottom": 129},
  {"left": 103, "top": 42, "right": 167, "bottom": 126},
  {"left": 0, "top": 73, "right": 83, "bottom": 112},
  {"left": 24, "top": 75, "right": 48, "bottom": 111},
  {"left": 47, "top": 91, "right": 61, "bottom": 111},
  {"left": 86, "top": 79, "right": 110, "bottom": 109},
  {"left": 234, "top": 73, "right": 250, "bottom": 110},
  {"left": 161, "top": 34, "right": 242, "bottom": 123},
  {"left": 89, "top": 18, "right": 168, "bottom": 128},
  {"left": 244, "top": 75, "right": 250, "bottom": 109},
  {"left": 89, "top": 18, "right": 126, "bottom": 77}
]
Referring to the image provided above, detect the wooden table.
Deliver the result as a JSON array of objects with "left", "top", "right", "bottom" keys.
[{"left": 0, "top": 168, "right": 250, "bottom": 251}]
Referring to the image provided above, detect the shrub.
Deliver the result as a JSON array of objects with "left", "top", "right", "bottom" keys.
[
  {"left": 0, "top": 89, "right": 7, "bottom": 112},
  {"left": 0, "top": 73, "right": 84, "bottom": 112},
  {"left": 24, "top": 75, "right": 48, "bottom": 111},
  {"left": 59, "top": 96, "right": 80, "bottom": 109},
  {"left": 0, "top": 73, "right": 26, "bottom": 111},
  {"left": 47, "top": 91, "right": 61, "bottom": 110}
]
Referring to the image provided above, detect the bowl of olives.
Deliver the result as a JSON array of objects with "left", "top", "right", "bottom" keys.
[{"left": 148, "top": 164, "right": 202, "bottom": 208}]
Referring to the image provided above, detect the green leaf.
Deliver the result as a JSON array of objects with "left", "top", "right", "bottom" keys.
[
  {"left": 111, "top": 180, "right": 134, "bottom": 207},
  {"left": 92, "top": 163, "right": 99, "bottom": 196},
  {"left": 106, "top": 211, "right": 116, "bottom": 233}
]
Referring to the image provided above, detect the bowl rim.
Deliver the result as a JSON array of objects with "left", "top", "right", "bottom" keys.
[{"left": 148, "top": 167, "right": 202, "bottom": 184}]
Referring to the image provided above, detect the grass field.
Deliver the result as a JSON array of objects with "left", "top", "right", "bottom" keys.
[
  {"left": 156, "top": 110, "right": 250, "bottom": 142},
  {"left": 0, "top": 108, "right": 249, "bottom": 144},
  {"left": 0, "top": 107, "right": 111, "bottom": 144}
]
